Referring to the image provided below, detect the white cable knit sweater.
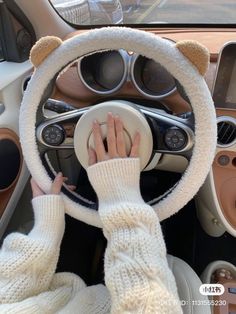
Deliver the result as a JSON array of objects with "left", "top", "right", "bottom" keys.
[{"left": 0, "top": 158, "right": 182, "bottom": 313}]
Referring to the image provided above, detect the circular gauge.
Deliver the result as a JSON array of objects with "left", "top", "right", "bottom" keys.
[
  {"left": 131, "top": 55, "right": 176, "bottom": 99},
  {"left": 78, "top": 50, "right": 127, "bottom": 94}
]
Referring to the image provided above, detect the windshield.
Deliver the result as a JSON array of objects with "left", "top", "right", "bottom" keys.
[{"left": 50, "top": 0, "right": 236, "bottom": 26}]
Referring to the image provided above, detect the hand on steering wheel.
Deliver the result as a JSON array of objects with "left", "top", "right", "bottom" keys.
[
  {"left": 88, "top": 113, "right": 141, "bottom": 166},
  {"left": 31, "top": 174, "right": 76, "bottom": 198},
  {"left": 31, "top": 113, "right": 140, "bottom": 198}
]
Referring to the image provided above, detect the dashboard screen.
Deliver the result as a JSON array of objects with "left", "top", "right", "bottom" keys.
[
  {"left": 213, "top": 43, "right": 236, "bottom": 109},
  {"left": 225, "top": 60, "right": 236, "bottom": 105}
]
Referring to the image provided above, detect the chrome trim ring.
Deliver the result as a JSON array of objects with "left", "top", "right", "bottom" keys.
[
  {"left": 130, "top": 53, "right": 176, "bottom": 100},
  {"left": 78, "top": 49, "right": 128, "bottom": 95},
  {"left": 217, "top": 116, "right": 236, "bottom": 148}
]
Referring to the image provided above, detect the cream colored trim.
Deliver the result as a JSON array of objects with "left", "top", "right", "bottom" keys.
[
  {"left": 0, "top": 61, "right": 31, "bottom": 91},
  {"left": 15, "top": 0, "right": 74, "bottom": 39},
  {"left": 0, "top": 63, "right": 32, "bottom": 135},
  {"left": 156, "top": 154, "right": 188, "bottom": 173},
  {"left": 216, "top": 143, "right": 236, "bottom": 153}
]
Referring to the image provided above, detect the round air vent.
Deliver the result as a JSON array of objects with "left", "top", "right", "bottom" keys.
[{"left": 217, "top": 117, "right": 236, "bottom": 147}]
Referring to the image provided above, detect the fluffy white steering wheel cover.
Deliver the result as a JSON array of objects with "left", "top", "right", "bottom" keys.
[{"left": 20, "top": 27, "right": 217, "bottom": 228}]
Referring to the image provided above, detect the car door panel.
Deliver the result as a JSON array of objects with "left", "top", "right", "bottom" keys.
[{"left": 0, "top": 60, "right": 32, "bottom": 238}]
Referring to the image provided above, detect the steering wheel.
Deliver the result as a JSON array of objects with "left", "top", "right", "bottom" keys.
[{"left": 19, "top": 27, "right": 217, "bottom": 228}]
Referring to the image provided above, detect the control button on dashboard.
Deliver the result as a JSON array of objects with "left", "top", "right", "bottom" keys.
[
  {"left": 164, "top": 128, "right": 186, "bottom": 150},
  {"left": 217, "top": 155, "right": 230, "bottom": 166},
  {"left": 42, "top": 125, "right": 65, "bottom": 146}
]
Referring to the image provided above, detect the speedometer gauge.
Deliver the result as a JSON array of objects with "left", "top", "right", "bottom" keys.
[
  {"left": 131, "top": 55, "right": 176, "bottom": 99},
  {"left": 78, "top": 50, "right": 127, "bottom": 95}
]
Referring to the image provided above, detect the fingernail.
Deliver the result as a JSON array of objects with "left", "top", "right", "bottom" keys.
[{"left": 57, "top": 172, "right": 63, "bottom": 177}]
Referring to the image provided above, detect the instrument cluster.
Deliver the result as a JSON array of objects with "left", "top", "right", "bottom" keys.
[{"left": 78, "top": 49, "right": 176, "bottom": 99}]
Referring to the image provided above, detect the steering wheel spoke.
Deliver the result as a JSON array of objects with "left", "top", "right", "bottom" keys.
[
  {"left": 36, "top": 105, "right": 89, "bottom": 151},
  {"left": 139, "top": 106, "right": 195, "bottom": 159}
]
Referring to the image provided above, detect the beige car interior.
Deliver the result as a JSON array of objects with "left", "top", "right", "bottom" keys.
[{"left": 0, "top": 1, "right": 235, "bottom": 313}]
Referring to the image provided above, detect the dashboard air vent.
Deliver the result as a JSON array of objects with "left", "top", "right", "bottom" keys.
[{"left": 217, "top": 117, "right": 236, "bottom": 146}]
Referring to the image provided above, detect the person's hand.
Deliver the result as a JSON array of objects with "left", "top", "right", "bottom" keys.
[
  {"left": 31, "top": 173, "right": 76, "bottom": 198},
  {"left": 88, "top": 112, "right": 140, "bottom": 165}
]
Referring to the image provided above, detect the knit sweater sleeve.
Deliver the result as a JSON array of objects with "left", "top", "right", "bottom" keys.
[
  {"left": 88, "top": 158, "right": 183, "bottom": 314},
  {"left": 0, "top": 195, "right": 65, "bottom": 304}
]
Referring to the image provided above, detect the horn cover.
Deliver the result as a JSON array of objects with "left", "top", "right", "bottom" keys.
[{"left": 74, "top": 100, "right": 153, "bottom": 170}]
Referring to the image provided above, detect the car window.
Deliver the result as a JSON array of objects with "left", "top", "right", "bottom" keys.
[
  {"left": 51, "top": 0, "right": 91, "bottom": 25},
  {"left": 50, "top": 0, "right": 236, "bottom": 26}
]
